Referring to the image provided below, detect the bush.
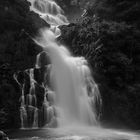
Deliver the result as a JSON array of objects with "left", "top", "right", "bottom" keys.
[{"left": 59, "top": 12, "right": 140, "bottom": 128}]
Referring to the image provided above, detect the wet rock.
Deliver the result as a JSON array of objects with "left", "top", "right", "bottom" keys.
[{"left": 0, "top": 131, "right": 9, "bottom": 140}]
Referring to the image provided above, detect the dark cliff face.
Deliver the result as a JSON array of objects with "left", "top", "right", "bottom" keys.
[
  {"left": 0, "top": 0, "right": 49, "bottom": 129},
  {"left": 0, "top": 0, "right": 50, "bottom": 70}
]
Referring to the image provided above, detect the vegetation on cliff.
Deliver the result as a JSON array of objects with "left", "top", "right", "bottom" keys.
[{"left": 59, "top": 0, "right": 140, "bottom": 129}]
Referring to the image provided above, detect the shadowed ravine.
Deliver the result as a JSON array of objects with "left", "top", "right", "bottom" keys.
[{"left": 8, "top": 0, "right": 140, "bottom": 140}]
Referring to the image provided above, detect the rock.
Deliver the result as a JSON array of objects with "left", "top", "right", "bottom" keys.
[{"left": 0, "top": 131, "right": 9, "bottom": 140}]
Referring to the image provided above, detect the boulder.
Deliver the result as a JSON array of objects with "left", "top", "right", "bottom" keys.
[{"left": 0, "top": 131, "right": 9, "bottom": 140}]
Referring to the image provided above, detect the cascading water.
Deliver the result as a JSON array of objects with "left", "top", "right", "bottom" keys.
[
  {"left": 14, "top": 69, "right": 39, "bottom": 129},
  {"left": 27, "top": 0, "right": 101, "bottom": 128},
  {"left": 28, "top": 0, "right": 68, "bottom": 26},
  {"left": 13, "top": 0, "right": 101, "bottom": 129},
  {"left": 11, "top": 0, "right": 140, "bottom": 140}
]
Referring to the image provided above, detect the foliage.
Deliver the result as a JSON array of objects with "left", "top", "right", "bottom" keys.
[
  {"left": 55, "top": 0, "right": 94, "bottom": 22},
  {"left": 59, "top": 5, "right": 140, "bottom": 128},
  {"left": 85, "top": 0, "right": 140, "bottom": 28},
  {"left": 0, "top": 109, "right": 7, "bottom": 128}
]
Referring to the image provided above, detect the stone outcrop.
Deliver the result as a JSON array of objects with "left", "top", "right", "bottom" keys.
[
  {"left": 0, "top": 131, "right": 9, "bottom": 140},
  {"left": 0, "top": 0, "right": 50, "bottom": 129}
]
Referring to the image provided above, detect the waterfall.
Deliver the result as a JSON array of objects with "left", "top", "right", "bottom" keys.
[
  {"left": 13, "top": 0, "right": 101, "bottom": 129},
  {"left": 35, "top": 29, "right": 101, "bottom": 127},
  {"left": 10, "top": 1, "right": 140, "bottom": 140},
  {"left": 29, "top": 0, "right": 101, "bottom": 127}
]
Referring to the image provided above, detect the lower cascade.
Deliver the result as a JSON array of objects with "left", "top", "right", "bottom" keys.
[
  {"left": 13, "top": 0, "right": 102, "bottom": 129},
  {"left": 36, "top": 30, "right": 102, "bottom": 127}
]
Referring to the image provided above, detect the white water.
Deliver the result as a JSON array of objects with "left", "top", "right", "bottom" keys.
[
  {"left": 28, "top": 0, "right": 68, "bottom": 26},
  {"left": 28, "top": 0, "right": 101, "bottom": 127},
  {"left": 14, "top": 70, "right": 39, "bottom": 129},
  {"left": 13, "top": 0, "right": 140, "bottom": 139}
]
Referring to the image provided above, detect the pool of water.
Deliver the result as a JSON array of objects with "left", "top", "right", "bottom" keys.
[{"left": 7, "top": 126, "right": 140, "bottom": 140}]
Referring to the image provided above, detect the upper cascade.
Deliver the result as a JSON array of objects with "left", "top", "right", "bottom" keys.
[{"left": 28, "top": 0, "right": 69, "bottom": 26}]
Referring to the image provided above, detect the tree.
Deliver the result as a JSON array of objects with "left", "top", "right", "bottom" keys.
[{"left": 87, "top": 0, "right": 140, "bottom": 28}]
